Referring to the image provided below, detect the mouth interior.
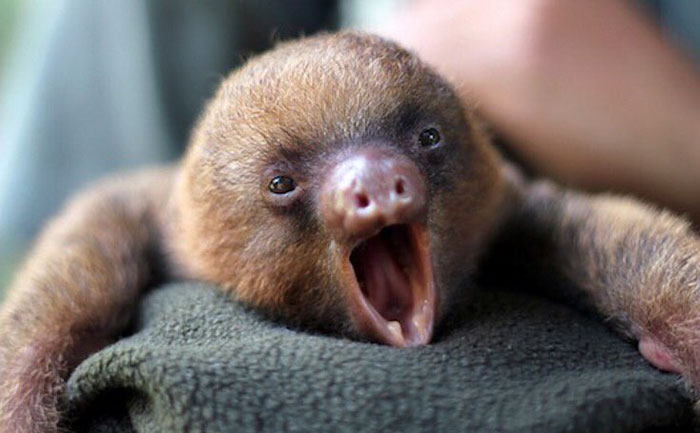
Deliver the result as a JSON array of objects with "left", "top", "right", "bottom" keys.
[{"left": 349, "top": 224, "right": 433, "bottom": 346}]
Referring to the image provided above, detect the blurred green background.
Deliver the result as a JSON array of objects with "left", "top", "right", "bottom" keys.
[
  {"left": 0, "top": 0, "right": 25, "bottom": 297},
  {"left": 0, "top": 0, "right": 23, "bottom": 67}
]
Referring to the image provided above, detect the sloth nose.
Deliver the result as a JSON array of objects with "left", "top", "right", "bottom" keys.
[{"left": 320, "top": 148, "right": 427, "bottom": 240}]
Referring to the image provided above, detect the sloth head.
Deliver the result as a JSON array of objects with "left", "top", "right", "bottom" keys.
[{"left": 173, "top": 32, "right": 505, "bottom": 346}]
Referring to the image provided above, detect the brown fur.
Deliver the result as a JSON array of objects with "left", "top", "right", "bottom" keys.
[
  {"left": 0, "top": 168, "right": 174, "bottom": 432},
  {"left": 517, "top": 183, "right": 700, "bottom": 382},
  {"left": 1, "top": 31, "right": 699, "bottom": 432}
]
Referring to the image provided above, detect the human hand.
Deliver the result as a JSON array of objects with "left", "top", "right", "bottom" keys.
[{"left": 381, "top": 0, "right": 700, "bottom": 222}]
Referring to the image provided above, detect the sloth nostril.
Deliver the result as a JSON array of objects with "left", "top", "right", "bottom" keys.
[
  {"left": 355, "top": 193, "right": 370, "bottom": 209},
  {"left": 395, "top": 179, "right": 406, "bottom": 195}
]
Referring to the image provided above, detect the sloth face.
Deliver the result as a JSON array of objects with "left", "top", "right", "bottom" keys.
[{"left": 175, "top": 32, "right": 505, "bottom": 344}]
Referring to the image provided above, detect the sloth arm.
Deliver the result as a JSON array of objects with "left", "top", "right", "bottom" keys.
[
  {"left": 483, "top": 165, "right": 700, "bottom": 387},
  {"left": 0, "top": 167, "right": 176, "bottom": 433}
]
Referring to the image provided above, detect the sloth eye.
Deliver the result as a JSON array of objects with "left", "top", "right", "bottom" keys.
[
  {"left": 269, "top": 176, "right": 296, "bottom": 194},
  {"left": 418, "top": 128, "right": 441, "bottom": 147}
]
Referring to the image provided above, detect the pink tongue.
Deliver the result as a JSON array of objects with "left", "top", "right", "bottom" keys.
[{"left": 358, "top": 236, "right": 412, "bottom": 320}]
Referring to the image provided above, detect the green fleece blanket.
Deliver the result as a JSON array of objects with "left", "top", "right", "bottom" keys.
[{"left": 65, "top": 283, "right": 693, "bottom": 432}]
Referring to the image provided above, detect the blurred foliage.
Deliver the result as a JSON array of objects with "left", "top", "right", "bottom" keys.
[
  {"left": 0, "top": 0, "right": 24, "bottom": 297},
  {"left": 0, "top": 0, "right": 23, "bottom": 74},
  {"left": 0, "top": 251, "right": 21, "bottom": 300}
]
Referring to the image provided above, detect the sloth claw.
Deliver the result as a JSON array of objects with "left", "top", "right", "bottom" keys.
[{"left": 638, "top": 336, "right": 681, "bottom": 374}]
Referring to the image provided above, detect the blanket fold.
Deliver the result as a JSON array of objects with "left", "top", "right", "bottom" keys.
[{"left": 66, "top": 283, "right": 693, "bottom": 432}]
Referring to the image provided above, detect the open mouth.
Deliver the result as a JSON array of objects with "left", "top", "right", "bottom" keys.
[{"left": 346, "top": 224, "right": 436, "bottom": 347}]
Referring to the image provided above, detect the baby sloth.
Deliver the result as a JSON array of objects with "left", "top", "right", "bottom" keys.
[{"left": 2, "top": 31, "right": 700, "bottom": 432}]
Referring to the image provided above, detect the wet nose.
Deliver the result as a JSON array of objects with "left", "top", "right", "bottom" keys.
[{"left": 320, "top": 148, "right": 427, "bottom": 240}]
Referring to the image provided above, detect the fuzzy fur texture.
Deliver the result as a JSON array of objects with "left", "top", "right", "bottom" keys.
[{"left": 0, "top": 31, "right": 699, "bottom": 432}]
